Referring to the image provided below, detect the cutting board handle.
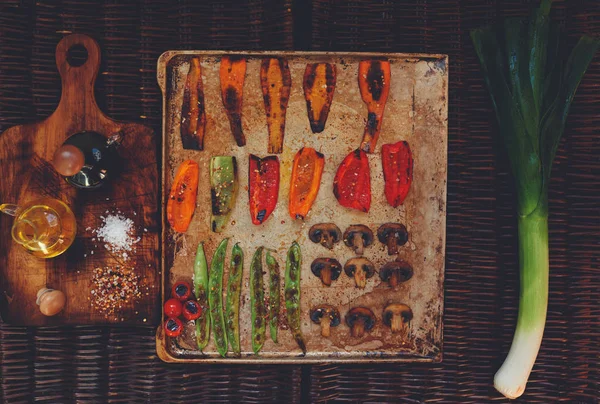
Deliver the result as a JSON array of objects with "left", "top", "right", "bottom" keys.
[{"left": 54, "top": 34, "right": 102, "bottom": 117}]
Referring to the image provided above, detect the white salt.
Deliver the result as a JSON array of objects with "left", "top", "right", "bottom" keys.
[{"left": 92, "top": 213, "right": 140, "bottom": 259}]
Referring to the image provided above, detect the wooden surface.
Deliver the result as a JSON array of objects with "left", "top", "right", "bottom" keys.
[{"left": 0, "top": 34, "right": 160, "bottom": 326}]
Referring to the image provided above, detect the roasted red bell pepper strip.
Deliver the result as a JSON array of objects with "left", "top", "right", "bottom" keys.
[
  {"left": 333, "top": 149, "right": 371, "bottom": 213},
  {"left": 289, "top": 147, "right": 325, "bottom": 220},
  {"left": 249, "top": 154, "right": 280, "bottom": 225},
  {"left": 381, "top": 141, "right": 413, "bottom": 207},
  {"left": 358, "top": 60, "right": 391, "bottom": 153}
]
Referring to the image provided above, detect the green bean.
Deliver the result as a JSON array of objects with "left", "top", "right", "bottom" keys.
[
  {"left": 225, "top": 243, "right": 244, "bottom": 356},
  {"left": 193, "top": 242, "right": 210, "bottom": 351},
  {"left": 285, "top": 241, "right": 306, "bottom": 354},
  {"left": 250, "top": 246, "right": 267, "bottom": 354},
  {"left": 266, "top": 251, "right": 280, "bottom": 343},
  {"left": 209, "top": 238, "right": 229, "bottom": 357}
]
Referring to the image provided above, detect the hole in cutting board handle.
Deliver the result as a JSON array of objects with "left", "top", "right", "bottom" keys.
[{"left": 66, "top": 44, "right": 88, "bottom": 67}]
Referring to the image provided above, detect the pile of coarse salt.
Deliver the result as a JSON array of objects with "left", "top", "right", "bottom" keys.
[{"left": 89, "top": 212, "right": 140, "bottom": 260}]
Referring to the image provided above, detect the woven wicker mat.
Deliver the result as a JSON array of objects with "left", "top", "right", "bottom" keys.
[{"left": 0, "top": 0, "right": 598, "bottom": 403}]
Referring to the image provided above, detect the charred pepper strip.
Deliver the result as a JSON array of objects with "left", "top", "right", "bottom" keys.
[
  {"left": 248, "top": 154, "right": 280, "bottom": 225},
  {"left": 358, "top": 60, "right": 391, "bottom": 153},
  {"left": 303, "top": 63, "right": 336, "bottom": 133},
  {"left": 381, "top": 141, "right": 413, "bottom": 207},
  {"left": 194, "top": 242, "right": 210, "bottom": 351},
  {"left": 260, "top": 58, "right": 292, "bottom": 154},
  {"left": 209, "top": 238, "right": 229, "bottom": 357},
  {"left": 266, "top": 251, "right": 280, "bottom": 343},
  {"left": 333, "top": 149, "right": 371, "bottom": 213},
  {"left": 285, "top": 241, "right": 306, "bottom": 354},
  {"left": 220, "top": 56, "right": 247, "bottom": 146},
  {"left": 167, "top": 160, "right": 199, "bottom": 233},
  {"left": 289, "top": 147, "right": 325, "bottom": 220},
  {"left": 225, "top": 243, "right": 243, "bottom": 356},
  {"left": 180, "top": 57, "right": 206, "bottom": 150},
  {"left": 210, "top": 156, "right": 238, "bottom": 233},
  {"left": 250, "top": 247, "right": 267, "bottom": 354}
]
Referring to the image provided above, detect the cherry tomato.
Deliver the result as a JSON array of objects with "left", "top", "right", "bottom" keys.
[
  {"left": 182, "top": 300, "right": 202, "bottom": 321},
  {"left": 171, "top": 281, "right": 192, "bottom": 301},
  {"left": 164, "top": 298, "right": 183, "bottom": 317},
  {"left": 164, "top": 317, "right": 183, "bottom": 337}
]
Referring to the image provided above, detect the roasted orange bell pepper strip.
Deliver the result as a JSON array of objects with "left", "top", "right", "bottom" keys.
[
  {"left": 249, "top": 154, "right": 280, "bottom": 225},
  {"left": 220, "top": 56, "right": 247, "bottom": 146},
  {"left": 180, "top": 57, "right": 206, "bottom": 150},
  {"left": 381, "top": 141, "right": 413, "bottom": 207},
  {"left": 303, "top": 63, "right": 336, "bottom": 133},
  {"left": 333, "top": 149, "right": 371, "bottom": 213},
  {"left": 167, "top": 160, "right": 199, "bottom": 233},
  {"left": 260, "top": 58, "right": 292, "bottom": 154},
  {"left": 289, "top": 147, "right": 325, "bottom": 220},
  {"left": 358, "top": 60, "right": 391, "bottom": 153}
]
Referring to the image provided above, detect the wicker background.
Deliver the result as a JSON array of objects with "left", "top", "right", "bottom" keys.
[{"left": 0, "top": 0, "right": 598, "bottom": 402}]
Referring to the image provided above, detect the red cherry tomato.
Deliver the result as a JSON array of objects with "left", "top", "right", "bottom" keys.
[
  {"left": 164, "top": 298, "right": 183, "bottom": 317},
  {"left": 164, "top": 317, "right": 183, "bottom": 337},
  {"left": 182, "top": 300, "right": 202, "bottom": 321},
  {"left": 171, "top": 281, "right": 192, "bottom": 301}
]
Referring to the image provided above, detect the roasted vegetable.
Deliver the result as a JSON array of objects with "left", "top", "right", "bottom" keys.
[
  {"left": 377, "top": 223, "right": 408, "bottom": 255},
  {"left": 209, "top": 238, "right": 229, "bottom": 357},
  {"left": 380, "top": 259, "right": 413, "bottom": 288},
  {"left": 310, "top": 258, "right": 342, "bottom": 287},
  {"left": 343, "top": 225, "right": 374, "bottom": 255},
  {"left": 471, "top": 0, "right": 599, "bottom": 398},
  {"left": 164, "top": 317, "right": 183, "bottom": 338},
  {"left": 248, "top": 154, "right": 280, "bottom": 225},
  {"left": 210, "top": 156, "right": 238, "bottom": 233},
  {"left": 225, "top": 243, "right": 244, "bottom": 356},
  {"left": 180, "top": 57, "right": 206, "bottom": 150},
  {"left": 308, "top": 223, "right": 342, "bottom": 250},
  {"left": 167, "top": 160, "right": 199, "bottom": 233},
  {"left": 164, "top": 298, "right": 182, "bottom": 318},
  {"left": 358, "top": 60, "right": 391, "bottom": 153},
  {"left": 194, "top": 242, "right": 210, "bottom": 351},
  {"left": 183, "top": 300, "right": 202, "bottom": 321},
  {"left": 310, "top": 305, "right": 340, "bottom": 337},
  {"left": 344, "top": 257, "right": 375, "bottom": 289},
  {"left": 382, "top": 303, "right": 413, "bottom": 334},
  {"left": 250, "top": 247, "right": 267, "bottom": 354},
  {"left": 171, "top": 281, "right": 192, "bottom": 301},
  {"left": 381, "top": 141, "right": 413, "bottom": 207},
  {"left": 285, "top": 241, "right": 306, "bottom": 354},
  {"left": 220, "top": 56, "right": 247, "bottom": 146},
  {"left": 260, "top": 58, "right": 292, "bottom": 154},
  {"left": 289, "top": 147, "right": 325, "bottom": 220},
  {"left": 266, "top": 251, "right": 280, "bottom": 343},
  {"left": 345, "top": 307, "right": 375, "bottom": 338},
  {"left": 333, "top": 149, "right": 371, "bottom": 212},
  {"left": 303, "top": 63, "right": 336, "bottom": 133}
]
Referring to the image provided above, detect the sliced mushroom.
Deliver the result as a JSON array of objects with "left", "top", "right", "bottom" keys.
[
  {"left": 379, "top": 259, "right": 413, "bottom": 287},
  {"left": 309, "top": 223, "right": 342, "bottom": 249},
  {"left": 311, "top": 258, "right": 342, "bottom": 286},
  {"left": 345, "top": 307, "right": 376, "bottom": 338},
  {"left": 310, "top": 305, "right": 341, "bottom": 337},
  {"left": 344, "top": 257, "right": 375, "bottom": 288},
  {"left": 377, "top": 223, "right": 408, "bottom": 255},
  {"left": 383, "top": 303, "right": 413, "bottom": 334},
  {"left": 343, "top": 225, "right": 374, "bottom": 255}
]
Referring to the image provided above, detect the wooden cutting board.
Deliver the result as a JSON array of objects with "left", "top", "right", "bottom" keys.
[{"left": 0, "top": 34, "right": 160, "bottom": 325}]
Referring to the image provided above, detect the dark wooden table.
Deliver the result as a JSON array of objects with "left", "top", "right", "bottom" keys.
[{"left": 0, "top": 1, "right": 598, "bottom": 402}]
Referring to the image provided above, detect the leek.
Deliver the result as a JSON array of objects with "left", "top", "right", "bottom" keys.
[{"left": 471, "top": 0, "right": 599, "bottom": 399}]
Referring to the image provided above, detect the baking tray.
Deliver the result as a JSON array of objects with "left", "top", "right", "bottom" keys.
[{"left": 156, "top": 51, "right": 448, "bottom": 363}]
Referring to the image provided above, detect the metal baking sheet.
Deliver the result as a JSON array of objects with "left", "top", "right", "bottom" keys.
[{"left": 156, "top": 51, "right": 447, "bottom": 363}]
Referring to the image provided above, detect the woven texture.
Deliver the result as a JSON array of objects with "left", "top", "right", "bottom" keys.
[{"left": 0, "top": 0, "right": 598, "bottom": 403}]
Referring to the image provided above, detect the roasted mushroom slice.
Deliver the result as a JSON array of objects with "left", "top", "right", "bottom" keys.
[
  {"left": 310, "top": 305, "right": 341, "bottom": 337},
  {"left": 343, "top": 225, "right": 374, "bottom": 255},
  {"left": 344, "top": 257, "right": 375, "bottom": 288},
  {"left": 345, "top": 307, "right": 376, "bottom": 338},
  {"left": 383, "top": 303, "right": 413, "bottom": 334},
  {"left": 377, "top": 223, "right": 408, "bottom": 255},
  {"left": 311, "top": 258, "right": 342, "bottom": 286},
  {"left": 309, "top": 223, "right": 342, "bottom": 250},
  {"left": 379, "top": 259, "right": 413, "bottom": 288}
]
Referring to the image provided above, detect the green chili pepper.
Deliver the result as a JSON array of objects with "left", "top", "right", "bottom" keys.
[
  {"left": 209, "top": 238, "right": 229, "bottom": 357},
  {"left": 266, "top": 250, "right": 280, "bottom": 343},
  {"left": 285, "top": 241, "right": 306, "bottom": 354},
  {"left": 193, "top": 242, "right": 210, "bottom": 351},
  {"left": 210, "top": 156, "right": 238, "bottom": 233},
  {"left": 225, "top": 243, "right": 243, "bottom": 356},
  {"left": 250, "top": 246, "right": 267, "bottom": 354}
]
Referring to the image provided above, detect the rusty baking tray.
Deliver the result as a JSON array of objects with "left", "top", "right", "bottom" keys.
[{"left": 156, "top": 51, "right": 448, "bottom": 363}]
